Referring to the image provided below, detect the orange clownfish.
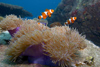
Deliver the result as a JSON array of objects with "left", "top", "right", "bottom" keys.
[
  {"left": 64, "top": 17, "right": 77, "bottom": 25},
  {"left": 38, "top": 9, "right": 54, "bottom": 19}
]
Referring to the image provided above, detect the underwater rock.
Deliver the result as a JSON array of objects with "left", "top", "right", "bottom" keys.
[
  {"left": 77, "top": 40, "right": 100, "bottom": 67},
  {"left": 0, "top": 31, "right": 11, "bottom": 45},
  {"left": 47, "top": 0, "right": 99, "bottom": 24},
  {"left": 47, "top": 0, "right": 100, "bottom": 46},
  {"left": 71, "top": 2, "right": 100, "bottom": 46},
  {"left": 50, "top": 22, "right": 62, "bottom": 27},
  {"left": 0, "top": 3, "right": 33, "bottom": 18}
]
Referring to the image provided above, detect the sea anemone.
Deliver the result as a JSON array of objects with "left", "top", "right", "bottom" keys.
[
  {"left": 0, "top": 16, "right": 3, "bottom": 21},
  {"left": 10, "top": 19, "right": 49, "bottom": 42},
  {"left": 0, "top": 15, "right": 23, "bottom": 36},
  {"left": 6, "top": 19, "right": 49, "bottom": 61},
  {"left": 6, "top": 30, "right": 44, "bottom": 61},
  {"left": 0, "top": 15, "right": 23, "bottom": 30},
  {"left": 33, "top": 18, "right": 48, "bottom": 26},
  {"left": 4, "top": 15, "right": 87, "bottom": 67},
  {"left": 42, "top": 26, "right": 87, "bottom": 66}
]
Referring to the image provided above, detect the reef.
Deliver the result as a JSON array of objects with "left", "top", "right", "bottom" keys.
[
  {"left": 0, "top": 41, "right": 100, "bottom": 67},
  {"left": 47, "top": 0, "right": 100, "bottom": 46},
  {"left": 0, "top": 3, "right": 33, "bottom": 18},
  {"left": 0, "top": 15, "right": 100, "bottom": 67},
  {"left": 0, "top": 31, "right": 11, "bottom": 45}
]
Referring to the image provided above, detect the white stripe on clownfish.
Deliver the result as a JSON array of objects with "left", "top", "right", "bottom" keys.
[
  {"left": 49, "top": 9, "right": 53, "bottom": 13},
  {"left": 44, "top": 11, "right": 48, "bottom": 16}
]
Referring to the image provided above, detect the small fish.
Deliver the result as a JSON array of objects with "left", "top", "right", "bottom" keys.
[
  {"left": 64, "top": 17, "right": 77, "bottom": 25},
  {"left": 38, "top": 9, "right": 54, "bottom": 19}
]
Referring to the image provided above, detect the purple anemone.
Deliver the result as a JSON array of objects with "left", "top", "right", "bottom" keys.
[
  {"left": 8, "top": 23, "right": 58, "bottom": 66},
  {"left": 8, "top": 27, "right": 20, "bottom": 37},
  {"left": 21, "top": 44, "right": 58, "bottom": 66},
  {"left": 40, "top": 22, "right": 47, "bottom": 26}
]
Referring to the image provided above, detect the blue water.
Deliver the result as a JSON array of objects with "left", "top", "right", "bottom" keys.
[{"left": 0, "top": 0, "right": 61, "bottom": 19}]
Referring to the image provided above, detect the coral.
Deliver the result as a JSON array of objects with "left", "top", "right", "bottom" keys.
[
  {"left": 71, "top": 9, "right": 78, "bottom": 16},
  {"left": 70, "top": 2, "right": 100, "bottom": 46},
  {"left": 0, "top": 2, "right": 33, "bottom": 17},
  {"left": 57, "top": 2, "right": 66, "bottom": 10},
  {"left": 0, "top": 15, "right": 23, "bottom": 30}
]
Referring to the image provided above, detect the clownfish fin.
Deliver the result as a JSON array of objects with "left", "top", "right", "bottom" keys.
[
  {"left": 74, "top": 17, "right": 77, "bottom": 20},
  {"left": 51, "top": 9, "right": 54, "bottom": 13},
  {"left": 38, "top": 16, "right": 42, "bottom": 19},
  {"left": 72, "top": 21, "right": 74, "bottom": 23},
  {"left": 48, "top": 15, "right": 51, "bottom": 17},
  {"left": 45, "top": 9, "right": 49, "bottom": 11}
]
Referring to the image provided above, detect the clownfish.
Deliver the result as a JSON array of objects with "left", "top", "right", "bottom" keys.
[
  {"left": 38, "top": 9, "right": 54, "bottom": 19},
  {"left": 64, "top": 17, "right": 77, "bottom": 25}
]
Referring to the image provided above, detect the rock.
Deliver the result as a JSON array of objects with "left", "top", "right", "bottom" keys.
[
  {"left": 50, "top": 22, "right": 62, "bottom": 27},
  {"left": 47, "top": 0, "right": 100, "bottom": 46},
  {"left": 0, "top": 3, "right": 33, "bottom": 18},
  {"left": 0, "top": 31, "right": 11, "bottom": 45}
]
